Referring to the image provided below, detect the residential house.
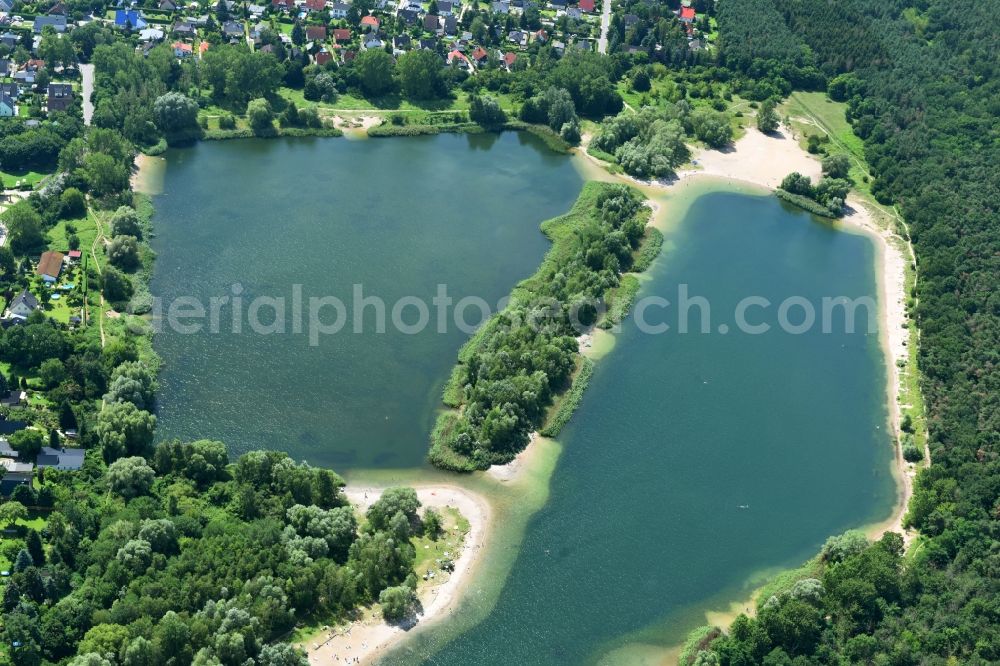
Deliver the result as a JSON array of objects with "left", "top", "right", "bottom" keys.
[
  {"left": 502, "top": 50, "right": 516, "bottom": 70},
  {"left": 33, "top": 14, "right": 67, "bottom": 33},
  {"left": 66, "top": 250, "right": 82, "bottom": 263},
  {"left": 0, "top": 0, "right": 12, "bottom": 12},
  {"left": 304, "top": 0, "right": 326, "bottom": 10},
  {"left": 423, "top": 13, "right": 440, "bottom": 31},
  {"left": 114, "top": 9, "right": 148, "bottom": 29},
  {"left": 222, "top": 20, "right": 244, "bottom": 39},
  {"left": 37, "top": 446, "right": 85, "bottom": 471},
  {"left": 6, "top": 290, "right": 37, "bottom": 321},
  {"left": 362, "top": 32, "right": 384, "bottom": 49},
  {"left": 0, "top": 82, "right": 18, "bottom": 100},
  {"left": 360, "top": 15, "right": 380, "bottom": 30},
  {"left": 1, "top": 32, "right": 18, "bottom": 48},
  {"left": 393, "top": 33, "right": 411, "bottom": 50},
  {"left": 271, "top": 0, "right": 293, "bottom": 9},
  {"left": 446, "top": 49, "right": 470, "bottom": 70},
  {"left": 679, "top": 5, "right": 695, "bottom": 22},
  {"left": 491, "top": 0, "right": 509, "bottom": 13},
  {"left": 437, "top": 0, "right": 454, "bottom": 14},
  {"left": 551, "top": 39, "right": 565, "bottom": 54},
  {"left": 443, "top": 14, "right": 457, "bottom": 35},
  {"left": 332, "top": 27, "right": 351, "bottom": 42},
  {"left": 305, "top": 25, "right": 327, "bottom": 40},
  {"left": 172, "top": 20, "right": 196, "bottom": 36},
  {"left": 47, "top": 82, "right": 73, "bottom": 112},
  {"left": 314, "top": 48, "right": 332, "bottom": 65},
  {"left": 199, "top": 40, "right": 210, "bottom": 56},
  {"left": 0, "top": 60, "right": 10, "bottom": 78},
  {"left": 247, "top": 4, "right": 266, "bottom": 17},
  {"left": 0, "top": 440, "right": 14, "bottom": 458},
  {"left": 507, "top": 29, "right": 525, "bottom": 45},
  {"left": 0, "top": 93, "right": 13, "bottom": 117},
  {"left": 566, "top": 6, "right": 581, "bottom": 18},
  {"left": 418, "top": 37, "right": 436, "bottom": 49},
  {"left": 36, "top": 250, "right": 64, "bottom": 282},
  {"left": 139, "top": 26, "right": 165, "bottom": 41},
  {"left": 160, "top": 0, "right": 178, "bottom": 10},
  {"left": 0, "top": 387, "right": 26, "bottom": 407},
  {"left": 329, "top": 2, "right": 349, "bottom": 17},
  {"left": 471, "top": 46, "right": 488, "bottom": 65},
  {"left": 623, "top": 13, "right": 639, "bottom": 27},
  {"left": 578, "top": 0, "right": 594, "bottom": 11},
  {"left": 549, "top": 0, "right": 566, "bottom": 7},
  {"left": 173, "top": 40, "right": 193, "bottom": 56},
  {"left": 397, "top": 9, "right": 419, "bottom": 25},
  {"left": 0, "top": 458, "right": 33, "bottom": 495}
]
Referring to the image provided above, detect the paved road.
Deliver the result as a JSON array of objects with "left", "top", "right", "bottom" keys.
[
  {"left": 80, "top": 63, "right": 94, "bottom": 125},
  {"left": 597, "top": 0, "right": 612, "bottom": 54}
]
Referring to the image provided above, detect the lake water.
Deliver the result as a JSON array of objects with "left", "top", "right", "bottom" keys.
[
  {"left": 151, "top": 137, "right": 895, "bottom": 664},
  {"left": 390, "top": 185, "right": 896, "bottom": 664},
  {"left": 149, "top": 133, "right": 583, "bottom": 469}
]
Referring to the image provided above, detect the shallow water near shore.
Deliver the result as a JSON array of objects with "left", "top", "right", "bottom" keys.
[{"left": 389, "top": 182, "right": 896, "bottom": 665}]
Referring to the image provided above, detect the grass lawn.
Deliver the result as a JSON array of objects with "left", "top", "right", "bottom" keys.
[
  {"left": 781, "top": 91, "right": 873, "bottom": 195},
  {"left": 0, "top": 168, "right": 49, "bottom": 189}
]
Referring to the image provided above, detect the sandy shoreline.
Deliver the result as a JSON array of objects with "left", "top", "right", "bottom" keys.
[
  {"left": 300, "top": 484, "right": 490, "bottom": 666},
  {"left": 574, "top": 124, "right": 917, "bottom": 657},
  {"left": 578, "top": 125, "right": 915, "bottom": 544}
]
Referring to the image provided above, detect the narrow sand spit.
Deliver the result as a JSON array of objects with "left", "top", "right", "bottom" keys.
[{"left": 301, "top": 485, "right": 489, "bottom": 666}]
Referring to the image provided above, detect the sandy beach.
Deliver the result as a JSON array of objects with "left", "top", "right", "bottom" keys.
[
  {"left": 301, "top": 484, "right": 490, "bottom": 666},
  {"left": 579, "top": 125, "right": 916, "bottom": 544}
]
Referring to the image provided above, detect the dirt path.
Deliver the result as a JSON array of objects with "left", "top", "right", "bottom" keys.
[{"left": 88, "top": 209, "right": 107, "bottom": 348}]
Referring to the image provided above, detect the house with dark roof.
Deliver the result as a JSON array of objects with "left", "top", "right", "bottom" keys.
[
  {"left": 47, "top": 83, "right": 73, "bottom": 112},
  {"left": 173, "top": 20, "right": 196, "bottom": 36},
  {"left": 37, "top": 446, "right": 85, "bottom": 471},
  {"left": 160, "top": 0, "right": 178, "bottom": 10},
  {"left": 36, "top": 251, "right": 64, "bottom": 282},
  {"left": 0, "top": 92, "right": 13, "bottom": 117},
  {"left": 222, "top": 20, "right": 244, "bottom": 39},
  {"left": 5, "top": 290, "right": 36, "bottom": 321},
  {"left": 305, "top": 25, "right": 327, "bottom": 40},
  {"left": 34, "top": 14, "right": 67, "bottom": 33},
  {"left": 423, "top": 14, "right": 440, "bottom": 31},
  {"left": 0, "top": 457, "right": 33, "bottom": 495},
  {"left": 443, "top": 14, "right": 457, "bottom": 35},
  {"left": 329, "top": 2, "right": 349, "bottom": 17}
]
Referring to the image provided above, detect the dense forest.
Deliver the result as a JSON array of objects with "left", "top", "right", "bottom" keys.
[{"left": 687, "top": 0, "right": 1000, "bottom": 662}]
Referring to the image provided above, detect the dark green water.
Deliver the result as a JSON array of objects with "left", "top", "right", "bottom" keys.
[
  {"left": 149, "top": 133, "right": 583, "bottom": 469},
  {"left": 403, "top": 188, "right": 896, "bottom": 664}
]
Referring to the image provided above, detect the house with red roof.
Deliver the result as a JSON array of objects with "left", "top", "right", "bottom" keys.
[
  {"left": 199, "top": 41, "right": 210, "bottom": 56},
  {"left": 579, "top": 0, "right": 594, "bottom": 12},
  {"left": 306, "top": 25, "right": 327, "bottom": 40},
  {"left": 315, "top": 49, "right": 332, "bottom": 65},
  {"left": 360, "top": 15, "right": 379, "bottom": 30},
  {"left": 471, "top": 46, "right": 488, "bottom": 64},
  {"left": 304, "top": 0, "right": 326, "bottom": 10},
  {"left": 447, "top": 50, "right": 471, "bottom": 69},
  {"left": 502, "top": 51, "right": 516, "bottom": 69},
  {"left": 679, "top": 6, "right": 696, "bottom": 22},
  {"left": 332, "top": 27, "right": 351, "bottom": 41},
  {"left": 172, "top": 41, "right": 193, "bottom": 57}
]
